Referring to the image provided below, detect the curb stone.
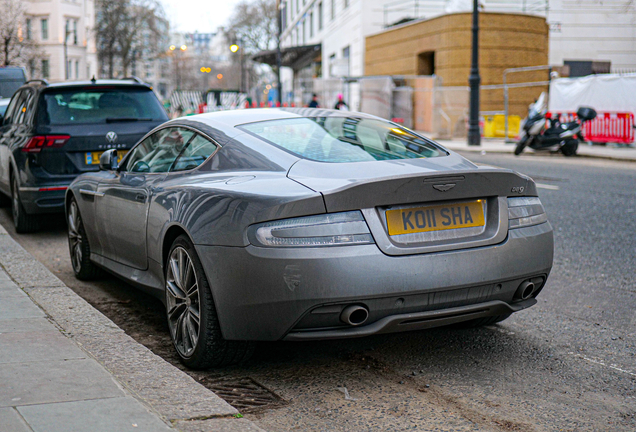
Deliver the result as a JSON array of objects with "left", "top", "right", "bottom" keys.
[{"left": 0, "top": 224, "right": 266, "bottom": 432}]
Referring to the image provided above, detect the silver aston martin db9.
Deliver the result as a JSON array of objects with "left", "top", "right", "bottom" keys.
[{"left": 66, "top": 108, "right": 553, "bottom": 369}]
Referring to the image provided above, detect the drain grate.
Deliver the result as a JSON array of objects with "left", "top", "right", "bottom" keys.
[{"left": 198, "top": 377, "right": 287, "bottom": 412}]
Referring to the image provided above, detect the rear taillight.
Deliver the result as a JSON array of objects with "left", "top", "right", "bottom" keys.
[{"left": 22, "top": 135, "right": 70, "bottom": 153}]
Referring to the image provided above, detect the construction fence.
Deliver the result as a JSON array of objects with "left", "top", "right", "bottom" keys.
[{"left": 294, "top": 75, "right": 546, "bottom": 139}]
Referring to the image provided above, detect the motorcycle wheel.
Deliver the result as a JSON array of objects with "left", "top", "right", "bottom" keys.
[
  {"left": 514, "top": 137, "right": 528, "bottom": 156},
  {"left": 561, "top": 139, "right": 579, "bottom": 156}
]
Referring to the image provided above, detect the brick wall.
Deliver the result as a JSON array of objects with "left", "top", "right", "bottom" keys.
[{"left": 365, "top": 12, "right": 549, "bottom": 117}]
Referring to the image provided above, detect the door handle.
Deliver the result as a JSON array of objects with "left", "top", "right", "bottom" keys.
[{"left": 135, "top": 193, "right": 147, "bottom": 203}]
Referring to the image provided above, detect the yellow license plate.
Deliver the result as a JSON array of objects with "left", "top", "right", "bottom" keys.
[
  {"left": 386, "top": 200, "right": 485, "bottom": 236},
  {"left": 85, "top": 150, "right": 128, "bottom": 165}
]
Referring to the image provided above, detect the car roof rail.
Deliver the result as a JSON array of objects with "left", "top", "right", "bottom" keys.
[
  {"left": 26, "top": 79, "right": 49, "bottom": 86},
  {"left": 120, "top": 76, "right": 147, "bottom": 85}
]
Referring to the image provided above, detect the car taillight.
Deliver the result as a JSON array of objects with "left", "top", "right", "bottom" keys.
[
  {"left": 22, "top": 135, "right": 70, "bottom": 153},
  {"left": 248, "top": 211, "right": 375, "bottom": 248}
]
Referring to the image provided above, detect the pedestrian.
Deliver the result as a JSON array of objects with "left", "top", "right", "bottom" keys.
[
  {"left": 308, "top": 93, "right": 319, "bottom": 108},
  {"left": 334, "top": 93, "right": 348, "bottom": 111}
]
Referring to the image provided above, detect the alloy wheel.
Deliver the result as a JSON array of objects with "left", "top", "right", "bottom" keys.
[
  {"left": 67, "top": 201, "right": 83, "bottom": 273},
  {"left": 166, "top": 246, "right": 201, "bottom": 358}
]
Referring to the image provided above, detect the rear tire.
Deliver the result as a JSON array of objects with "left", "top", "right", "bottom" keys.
[
  {"left": 561, "top": 139, "right": 578, "bottom": 156},
  {"left": 455, "top": 314, "right": 511, "bottom": 328},
  {"left": 11, "top": 175, "right": 39, "bottom": 233},
  {"left": 165, "top": 235, "right": 254, "bottom": 369},
  {"left": 67, "top": 198, "right": 102, "bottom": 280}
]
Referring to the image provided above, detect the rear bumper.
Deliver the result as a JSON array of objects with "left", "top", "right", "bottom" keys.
[
  {"left": 195, "top": 222, "right": 554, "bottom": 341},
  {"left": 19, "top": 186, "right": 68, "bottom": 214},
  {"left": 283, "top": 299, "right": 536, "bottom": 341}
]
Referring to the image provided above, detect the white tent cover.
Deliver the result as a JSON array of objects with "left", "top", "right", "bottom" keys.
[{"left": 549, "top": 74, "right": 636, "bottom": 114}]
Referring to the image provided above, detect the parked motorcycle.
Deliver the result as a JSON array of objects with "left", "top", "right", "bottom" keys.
[{"left": 515, "top": 92, "right": 597, "bottom": 156}]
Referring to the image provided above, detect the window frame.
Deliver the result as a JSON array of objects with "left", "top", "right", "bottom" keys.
[{"left": 118, "top": 124, "right": 221, "bottom": 174}]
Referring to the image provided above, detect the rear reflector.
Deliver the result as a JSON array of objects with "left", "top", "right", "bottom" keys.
[
  {"left": 22, "top": 135, "right": 70, "bottom": 153},
  {"left": 38, "top": 186, "right": 68, "bottom": 192}
]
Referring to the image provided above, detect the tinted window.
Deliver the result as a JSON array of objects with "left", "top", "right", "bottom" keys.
[
  {"left": 14, "top": 90, "right": 34, "bottom": 124},
  {"left": 1, "top": 91, "right": 22, "bottom": 125},
  {"left": 38, "top": 87, "right": 168, "bottom": 125},
  {"left": 124, "top": 127, "right": 195, "bottom": 173},
  {"left": 171, "top": 134, "right": 217, "bottom": 172},
  {"left": 240, "top": 117, "right": 444, "bottom": 163}
]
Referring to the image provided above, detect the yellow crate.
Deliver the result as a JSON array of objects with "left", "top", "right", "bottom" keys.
[{"left": 484, "top": 114, "right": 520, "bottom": 138}]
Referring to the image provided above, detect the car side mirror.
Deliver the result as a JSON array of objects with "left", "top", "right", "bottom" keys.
[{"left": 99, "top": 149, "right": 119, "bottom": 171}]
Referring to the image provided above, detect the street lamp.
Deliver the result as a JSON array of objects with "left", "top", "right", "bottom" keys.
[
  {"left": 229, "top": 42, "right": 244, "bottom": 93},
  {"left": 467, "top": 0, "right": 481, "bottom": 146},
  {"left": 170, "top": 44, "right": 187, "bottom": 90},
  {"left": 63, "top": 25, "right": 72, "bottom": 80}
]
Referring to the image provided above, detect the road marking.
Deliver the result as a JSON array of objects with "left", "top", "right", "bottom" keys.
[
  {"left": 571, "top": 353, "right": 636, "bottom": 377},
  {"left": 535, "top": 183, "right": 560, "bottom": 190}
]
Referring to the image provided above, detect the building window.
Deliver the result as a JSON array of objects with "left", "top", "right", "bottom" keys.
[
  {"left": 318, "top": 2, "right": 323, "bottom": 30},
  {"left": 73, "top": 20, "right": 78, "bottom": 45},
  {"left": 41, "top": 19, "right": 48, "bottom": 40},
  {"left": 42, "top": 60, "right": 49, "bottom": 79},
  {"left": 28, "top": 59, "right": 35, "bottom": 76},
  {"left": 331, "top": 0, "right": 335, "bottom": 20},
  {"left": 296, "top": 0, "right": 299, "bottom": 15},
  {"left": 67, "top": 60, "right": 72, "bottom": 79},
  {"left": 309, "top": 11, "right": 314, "bottom": 38},
  {"left": 26, "top": 18, "right": 32, "bottom": 40},
  {"left": 344, "top": 0, "right": 349, "bottom": 8},
  {"left": 75, "top": 60, "right": 79, "bottom": 79}
]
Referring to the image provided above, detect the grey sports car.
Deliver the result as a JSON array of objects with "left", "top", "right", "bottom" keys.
[{"left": 66, "top": 108, "right": 553, "bottom": 369}]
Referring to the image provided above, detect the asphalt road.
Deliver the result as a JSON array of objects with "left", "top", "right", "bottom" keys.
[{"left": 1, "top": 152, "right": 634, "bottom": 431}]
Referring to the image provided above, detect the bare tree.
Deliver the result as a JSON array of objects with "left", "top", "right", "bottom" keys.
[
  {"left": 95, "top": 0, "right": 126, "bottom": 78},
  {"left": 226, "top": 0, "right": 278, "bottom": 53},
  {"left": 95, "top": 0, "right": 166, "bottom": 78},
  {"left": 0, "top": 0, "right": 41, "bottom": 68}
]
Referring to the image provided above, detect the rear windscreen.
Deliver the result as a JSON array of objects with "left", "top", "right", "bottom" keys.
[
  {"left": 38, "top": 87, "right": 168, "bottom": 125},
  {"left": 239, "top": 116, "right": 445, "bottom": 163}
]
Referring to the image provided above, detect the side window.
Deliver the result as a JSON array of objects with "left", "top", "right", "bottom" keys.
[
  {"left": 123, "top": 127, "right": 195, "bottom": 173},
  {"left": 14, "top": 90, "right": 33, "bottom": 124},
  {"left": 171, "top": 134, "right": 218, "bottom": 172},
  {"left": 2, "top": 91, "right": 23, "bottom": 125}
]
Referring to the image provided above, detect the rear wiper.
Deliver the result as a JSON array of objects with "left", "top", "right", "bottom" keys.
[{"left": 105, "top": 117, "right": 152, "bottom": 123}]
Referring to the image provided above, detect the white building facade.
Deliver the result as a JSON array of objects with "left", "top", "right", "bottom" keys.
[
  {"left": 546, "top": 0, "right": 636, "bottom": 72},
  {"left": 279, "top": 0, "right": 392, "bottom": 108},
  {"left": 277, "top": 0, "right": 636, "bottom": 107},
  {"left": 25, "top": 0, "right": 98, "bottom": 82}
]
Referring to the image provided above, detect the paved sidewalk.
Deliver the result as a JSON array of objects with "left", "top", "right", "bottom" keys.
[
  {"left": 434, "top": 138, "right": 636, "bottom": 162},
  {"left": 0, "top": 224, "right": 265, "bottom": 432}
]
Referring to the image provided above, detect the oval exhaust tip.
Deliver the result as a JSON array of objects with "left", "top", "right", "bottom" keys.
[
  {"left": 516, "top": 281, "right": 536, "bottom": 300},
  {"left": 340, "top": 305, "right": 369, "bottom": 326}
]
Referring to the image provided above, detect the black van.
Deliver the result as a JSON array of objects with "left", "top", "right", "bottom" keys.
[{"left": 0, "top": 67, "right": 27, "bottom": 99}]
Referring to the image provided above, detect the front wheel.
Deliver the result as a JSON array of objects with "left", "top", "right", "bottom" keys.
[
  {"left": 165, "top": 235, "right": 254, "bottom": 369},
  {"left": 561, "top": 139, "right": 578, "bottom": 156},
  {"left": 514, "top": 137, "right": 528, "bottom": 156},
  {"left": 67, "top": 198, "right": 102, "bottom": 280}
]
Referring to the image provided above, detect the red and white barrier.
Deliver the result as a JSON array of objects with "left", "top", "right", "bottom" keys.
[{"left": 548, "top": 112, "right": 635, "bottom": 144}]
